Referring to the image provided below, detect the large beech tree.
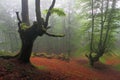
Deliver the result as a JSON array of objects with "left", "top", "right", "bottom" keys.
[{"left": 16, "top": 0, "right": 64, "bottom": 63}]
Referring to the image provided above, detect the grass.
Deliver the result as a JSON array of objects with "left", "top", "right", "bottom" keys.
[
  {"left": 0, "top": 50, "right": 16, "bottom": 56},
  {"left": 37, "top": 65, "right": 47, "bottom": 70},
  {"left": 32, "top": 63, "right": 47, "bottom": 70}
]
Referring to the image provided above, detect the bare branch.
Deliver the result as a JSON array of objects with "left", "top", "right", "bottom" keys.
[
  {"left": 16, "top": 12, "right": 22, "bottom": 29},
  {"left": 16, "top": 12, "right": 22, "bottom": 23},
  {"left": 103, "top": 0, "right": 109, "bottom": 23},
  {"left": 45, "top": 32, "right": 65, "bottom": 37},
  {"left": 44, "top": 0, "right": 56, "bottom": 28}
]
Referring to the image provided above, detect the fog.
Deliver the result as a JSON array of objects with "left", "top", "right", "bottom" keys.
[
  {"left": 0, "top": 1, "right": 120, "bottom": 79},
  {"left": 0, "top": 0, "right": 120, "bottom": 57}
]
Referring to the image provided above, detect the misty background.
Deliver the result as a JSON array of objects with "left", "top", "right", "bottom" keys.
[{"left": 0, "top": 0, "right": 120, "bottom": 57}]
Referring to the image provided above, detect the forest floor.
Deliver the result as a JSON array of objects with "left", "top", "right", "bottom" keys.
[{"left": 0, "top": 56, "right": 120, "bottom": 80}]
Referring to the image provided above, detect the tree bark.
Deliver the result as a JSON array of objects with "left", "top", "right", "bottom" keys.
[
  {"left": 18, "top": 37, "right": 37, "bottom": 63},
  {"left": 17, "top": 24, "right": 39, "bottom": 63},
  {"left": 21, "top": 0, "right": 30, "bottom": 25},
  {"left": 18, "top": 40, "right": 34, "bottom": 63}
]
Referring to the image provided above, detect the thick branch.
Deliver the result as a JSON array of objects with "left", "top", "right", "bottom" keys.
[
  {"left": 44, "top": 0, "right": 56, "bottom": 28},
  {"left": 45, "top": 32, "right": 65, "bottom": 37},
  {"left": 35, "top": 0, "right": 42, "bottom": 26},
  {"left": 21, "top": 0, "right": 30, "bottom": 25}
]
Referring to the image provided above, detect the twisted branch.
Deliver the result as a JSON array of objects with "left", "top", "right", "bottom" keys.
[
  {"left": 16, "top": 12, "right": 22, "bottom": 30},
  {"left": 44, "top": 0, "right": 56, "bottom": 28},
  {"left": 45, "top": 32, "right": 65, "bottom": 37}
]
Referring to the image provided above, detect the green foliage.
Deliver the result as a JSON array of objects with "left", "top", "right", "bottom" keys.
[
  {"left": 99, "top": 57, "right": 106, "bottom": 63},
  {"left": 43, "top": 8, "right": 66, "bottom": 16},
  {"left": 32, "top": 63, "right": 47, "bottom": 70},
  {"left": 79, "top": 0, "right": 120, "bottom": 54}
]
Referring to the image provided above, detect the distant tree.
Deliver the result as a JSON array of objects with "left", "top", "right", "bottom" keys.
[
  {"left": 0, "top": 3, "right": 19, "bottom": 52},
  {"left": 16, "top": 0, "right": 65, "bottom": 63},
  {"left": 86, "top": 0, "right": 118, "bottom": 66}
]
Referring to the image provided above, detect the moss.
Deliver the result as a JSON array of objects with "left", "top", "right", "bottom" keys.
[
  {"left": 37, "top": 66, "right": 47, "bottom": 70},
  {"left": 99, "top": 57, "right": 106, "bottom": 64},
  {"left": 0, "top": 50, "right": 15, "bottom": 56},
  {"left": 32, "top": 63, "right": 47, "bottom": 70},
  {"left": 20, "top": 23, "right": 30, "bottom": 30}
]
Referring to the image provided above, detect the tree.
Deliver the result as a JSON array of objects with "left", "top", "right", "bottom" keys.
[
  {"left": 16, "top": 0, "right": 64, "bottom": 63},
  {"left": 86, "top": 0, "right": 118, "bottom": 66},
  {"left": 0, "top": 2, "right": 19, "bottom": 52}
]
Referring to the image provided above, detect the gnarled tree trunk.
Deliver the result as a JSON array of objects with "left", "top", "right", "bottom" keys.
[
  {"left": 17, "top": 25, "right": 39, "bottom": 63},
  {"left": 16, "top": 0, "right": 64, "bottom": 63}
]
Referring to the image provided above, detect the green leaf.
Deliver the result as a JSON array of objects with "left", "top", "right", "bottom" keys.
[{"left": 43, "top": 8, "right": 66, "bottom": 16}]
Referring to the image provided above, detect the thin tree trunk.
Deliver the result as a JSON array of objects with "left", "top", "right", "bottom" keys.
[
  {"left": 103, "top": 0, "right": 116, "bottom": 48},
  {"left": 88, "top": 0, "right": 95, "bottom": 66},
  {"left": 99, "top": 0, "right": 104, "bottom": 50}
]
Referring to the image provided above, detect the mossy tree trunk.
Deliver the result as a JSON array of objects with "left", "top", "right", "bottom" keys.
[
  {"left": 17, "top": 24, "right": 39, "bottom": 63},
  {"left": 16, "top": 0, "right": 64, "bottom": 63}
]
